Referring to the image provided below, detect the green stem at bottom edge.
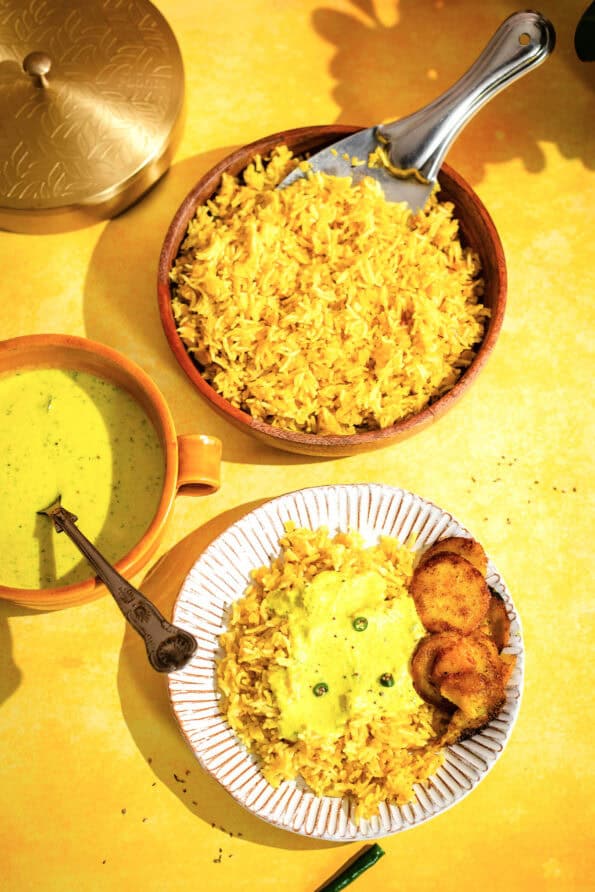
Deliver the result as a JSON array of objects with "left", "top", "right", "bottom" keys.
[{"left": 316, "top": 843, "right": 385, "bottom": 892}]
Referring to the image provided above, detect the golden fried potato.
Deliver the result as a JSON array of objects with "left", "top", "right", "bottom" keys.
[
  {"left": 482, "top": 591, "right": 511, "bottom": 650},
  {"left": 410, "top": 553, "right": 490, "bottom": 634},
  {"left": 441, "top": 705, "right": 496, "bottom": 745},
  {"left": 418, "top": 536, "right": 488, "bottom": 576},
  {"left": 411, "top": 632, "right": 462, "bottom": 707},
  {"left": 431, "top": 631, "right": 500, "bottom": 681},
  {"left": 430, "top": 638, "right": 477, "bottom": 680},
  {"left": 440, "top": 670, "right": 504, "bottom": 717},
  {"left": 437, "top": 643, "right": 515, "bottom": 743}
]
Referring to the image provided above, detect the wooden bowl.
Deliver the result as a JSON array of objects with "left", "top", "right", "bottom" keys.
[
  {"left": 158, "top": 126, "right": 506, "bottom": 457},
  {"left": 0, "top": 334, "right": 221, "bottom": 611}
]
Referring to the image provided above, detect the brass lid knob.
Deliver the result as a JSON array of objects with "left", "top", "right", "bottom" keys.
[{"left": 23, "top": 51, "right": 52, "bottom": 88}]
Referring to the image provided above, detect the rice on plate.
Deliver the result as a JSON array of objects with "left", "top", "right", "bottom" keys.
[
  {"left": 217, "top": 523, "right": 448, "bottom": 822},
  {"left": 169, "top": 147, "right": 488, "bottom": 436}
]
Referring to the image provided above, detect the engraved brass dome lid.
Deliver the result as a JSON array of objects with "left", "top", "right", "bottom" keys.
[{"left": 0, "top": 0, "right": 185, "bottom": 233}]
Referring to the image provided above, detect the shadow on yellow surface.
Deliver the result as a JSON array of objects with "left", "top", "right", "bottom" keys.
[
  {"left": 0, "top": 603, "right": 24, "bottom": 707},
  {"left": 311, "top": 0, "right": 595, "bottom": 180},
  {"left": 116, "top": 500, "right": 336, "bottom": 850}
]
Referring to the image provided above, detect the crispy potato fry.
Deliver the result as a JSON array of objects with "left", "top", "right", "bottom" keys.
[
  {"left": 431, "top": 631, "right": 500, "bottom": 681},
  {"left": 438, "top": 645, "right": 513, "bottom": 743},
  {"left": 410, "top": 553, "right": 490, "bottom": 634},
  {"left": 418, "top": 536, "right": 488, "bottom": 576},
  {"left": 440, "top": 670, "right": 505, "bottom": 719},
  {"left": 407, "top": 535, "right": 516, "bottom": 746},
  {"left": 441, "top": 705, "right": 496, "bottom": 744},
  {"left": 482, "top": 591, "right": 511, "bottom": 650},
  {"left": 430, "top": 638, "right": 477, "bottom": 679},
  {"left": 411, "top": 632, "right": 461, "bottom": 707}
]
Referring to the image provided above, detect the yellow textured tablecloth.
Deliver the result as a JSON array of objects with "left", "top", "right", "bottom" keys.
[{"left": 1, "top": 1, "right": 593, "bottom": 889}]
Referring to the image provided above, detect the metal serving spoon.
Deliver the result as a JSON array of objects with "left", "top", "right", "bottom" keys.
[
  {"left": 280, "top": 10, "right": 555, "bottom": 211},
  {"left": 38, "top": 497, "right": 196, "bottom": 673}
]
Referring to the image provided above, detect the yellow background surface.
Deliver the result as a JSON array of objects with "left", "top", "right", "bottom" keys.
[{"left": 1, "top": 1, "right": 593, "bottom": 889}]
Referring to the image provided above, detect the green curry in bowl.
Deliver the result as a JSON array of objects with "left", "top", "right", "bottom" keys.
[{"left": 0, "top": 367, "right": 164, "bottom": 590}]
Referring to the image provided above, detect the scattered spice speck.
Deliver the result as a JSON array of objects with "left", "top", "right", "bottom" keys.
[{"left": 121, "top": 808, "right": 127, "bottom": 815}]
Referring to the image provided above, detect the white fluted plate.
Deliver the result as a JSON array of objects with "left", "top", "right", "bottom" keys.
[{"left": 168, "top": 484, "right": 523, "bottom": 841}]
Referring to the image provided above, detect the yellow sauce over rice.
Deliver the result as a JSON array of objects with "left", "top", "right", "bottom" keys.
[
  {"left": 171, "top": 146, "right": 488, "bottom": 436},
  {"left": 265, "top": 568, "right": 426, "bottom": 740},
  {"left": 217, "top": 524, "right": 449, "bottom": 821}
]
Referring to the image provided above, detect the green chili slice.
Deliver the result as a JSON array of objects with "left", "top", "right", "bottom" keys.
[
  {"left": 313, "top": 682, "right": 329, "bottom": 697},
  {"left": 352, "top": 616, "right": 368, "bottom": 632},
  {"left": 317, "top": 843, "right": 385, "bottom": 891},
  {"left": 379, "top": 673, "right": 394, "bottom": 688}
]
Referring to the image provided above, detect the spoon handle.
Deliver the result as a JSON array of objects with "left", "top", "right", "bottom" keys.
[
  {"left": 45, "top": 503, "right": 196, "bottom": 673},
  {"left": 377, "top": 11, "right": 555, "bottom": 183}
]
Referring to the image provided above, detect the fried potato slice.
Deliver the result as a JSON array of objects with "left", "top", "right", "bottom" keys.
[
  {"left": 440, "top": 670, "right": 505, "bottom": 718},
  {"left": 441, "top": 706, "right": 494, "bottom": 745},
  {"left": 482, "top": 591, "right": 511, "bottom": 650},
  {"left": 410, "top": 632, "right": 462, "bottom": 707},
  {"left": 438, "top": 644, "right": 515, "bottom": 743},
  {"left": 418, "top": 536, "right": 488, "bottom": 576},
  {"left": 431, "top": 631, "right": 501, "bottom": 681},
  {"left": 410, "top": 553, "right": 490, "bottom": 634},
  {"left": 430, "top": 638, "right": 478, "bottom": 680}
]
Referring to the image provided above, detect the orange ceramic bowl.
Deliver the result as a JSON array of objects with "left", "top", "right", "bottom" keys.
[
  {"left": 0, "top": 334, "right": 221, "bottom": 611},
  {"left": 158, "top": 125, "right": 506, "bottom": 457}
]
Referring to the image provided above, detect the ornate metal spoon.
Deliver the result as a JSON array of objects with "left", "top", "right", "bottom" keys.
[{"left": 38, "top": 497, "right": 196, "bottom": 673}]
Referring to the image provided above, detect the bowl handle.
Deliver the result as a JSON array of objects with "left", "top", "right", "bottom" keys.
[{"left": 176, "top": 434, "right": 222, "bottom": 494}]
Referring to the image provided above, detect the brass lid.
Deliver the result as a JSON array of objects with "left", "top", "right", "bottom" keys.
[{"left": 0, "top": 0, "right": 184, "bottom": 234}]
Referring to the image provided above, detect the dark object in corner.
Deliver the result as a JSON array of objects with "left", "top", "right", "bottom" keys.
[
  {"left": 317, "top": 843, "right": 385, "bottom": 891},
  {"left": 576, "top": 2, "right": 595, "bottom": 60}
]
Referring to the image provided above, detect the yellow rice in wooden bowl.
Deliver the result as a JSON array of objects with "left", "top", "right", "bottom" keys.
[{"left": 158, "top": 126, "right": 506, "bottom": 455}]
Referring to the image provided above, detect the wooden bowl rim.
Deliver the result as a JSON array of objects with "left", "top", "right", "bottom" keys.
[{"left": 157, "top": 125, "right": 507, "bottom": 451}]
